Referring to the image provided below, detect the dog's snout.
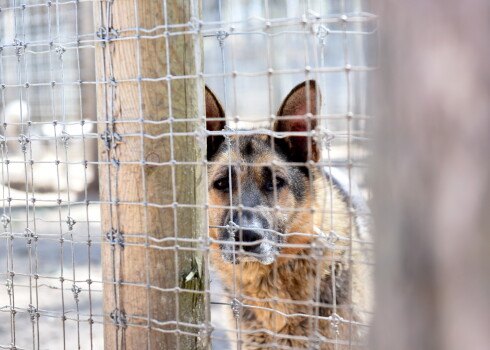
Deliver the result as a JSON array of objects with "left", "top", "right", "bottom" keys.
[
  {"left": 232, "top": 210, "right": 266, "bottom": 228},
  {"left": 225, "top": 210, "right": 271, "bottom": 254},
  {"left": 240, "top": 229, "right": 262, "bottom": 252}
]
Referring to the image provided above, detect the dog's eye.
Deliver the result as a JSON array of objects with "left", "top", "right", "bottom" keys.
[
  {"left": 265, "top": 176, "right": 286, "bottom": 192},
  {"left": 213, "top": 177, "right": 230, "bottom": 192}
]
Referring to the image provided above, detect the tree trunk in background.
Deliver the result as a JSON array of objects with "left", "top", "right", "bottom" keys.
[
  {"left": 94, "top": 1, "right": 208, "bottom": 349},
  {"left": 371, "top": 1, "right": 490, "bottom": 350}
]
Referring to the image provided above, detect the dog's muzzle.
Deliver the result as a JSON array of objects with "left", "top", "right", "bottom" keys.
[{"left": 219, "top": 210, "right": 279, "bottom": 265}]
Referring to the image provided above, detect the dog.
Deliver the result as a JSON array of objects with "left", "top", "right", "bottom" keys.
[{"left": 206, "top": 81, "right": 371, "bottom": 349}]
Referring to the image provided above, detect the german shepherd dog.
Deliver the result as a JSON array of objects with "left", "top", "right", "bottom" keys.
[{"left": 206, "top": 81, "right": 371, "bottom": 349}]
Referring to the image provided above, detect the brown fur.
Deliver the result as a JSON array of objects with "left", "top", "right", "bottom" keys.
[{"left": 207, "top": 82, "right": 371, "bottom": 349}]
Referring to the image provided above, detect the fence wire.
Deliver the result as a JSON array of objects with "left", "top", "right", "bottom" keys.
[{"left": 0, "top": 1, "right": 376, "bottom": 349}]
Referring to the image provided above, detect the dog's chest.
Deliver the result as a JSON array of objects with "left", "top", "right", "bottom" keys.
[{"left": 238, "top": 252, "right": 347, "bottom": 330}]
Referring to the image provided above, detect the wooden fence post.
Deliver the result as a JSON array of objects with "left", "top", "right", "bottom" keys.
[
  {"left": 372, "top": 1, "right": 490, "bottom": 350},
  {"left": 94, "top": 1, "right": 207, "bottom": 349}
]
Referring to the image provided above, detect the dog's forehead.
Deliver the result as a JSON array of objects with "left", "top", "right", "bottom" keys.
[{"left": 212, "top": 134, "right": 283, "bottom": 164}]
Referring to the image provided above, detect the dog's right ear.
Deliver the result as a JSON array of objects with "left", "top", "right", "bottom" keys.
[
  {"left": 205, "top": 86, "right": 226, "bottom": 160},
  {"left": 274, "top": 80, "right": 321, "bottom": 163}
]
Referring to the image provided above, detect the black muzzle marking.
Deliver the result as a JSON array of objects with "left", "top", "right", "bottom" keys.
[{"left": 219, "top": 209, "right": 282, "bottom": 264}]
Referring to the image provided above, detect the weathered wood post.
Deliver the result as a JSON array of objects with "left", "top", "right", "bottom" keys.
[
  {"left": 94, "top": 1, "right": 207, "bottom": 349},
  {"left": 372, "top": 1, "right": 490, "bottom": 350}
]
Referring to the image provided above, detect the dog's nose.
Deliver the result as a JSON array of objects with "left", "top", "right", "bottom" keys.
[{"left": 239, "top": 229, "right": 262, "bottom": 252}]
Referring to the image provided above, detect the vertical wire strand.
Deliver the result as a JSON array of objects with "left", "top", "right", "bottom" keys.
[
  {"left": 56, "top": 1, "right": 82, "bottom": 347},
  {"left": 73, "top": 1, "right": 95, "bottom": 346},
  {"left": 132, "top": 0, "right": 151, "bottom": 347},
  {"left": 98, "top": 0, "right": 120, "bottom": 348},
  {"left": 47, "top": 1, "right": 67, "bottom": 345},
  {"left": 215, "top": 1, "right": 241, "bottom": 349},
  {"left": 192, "top": 0, "right": 213, "bottom": 347},
  {"left": 340, "top": 1, "right": 355, "bottom": 348},
  {"left": 9, "top": 5, "right": 21, "bottom": 346},
  {"left": 161, "top": 1, "right": 182, "bottom": 347},
  {"left": 19, "top": 4, "right": 37, "bottom": 350},
  {"left": 22, "top": 9, "right": 42, "bottom": 348},
  {"left": 0, "top": 6, "right": 17, "bottom": 346}
]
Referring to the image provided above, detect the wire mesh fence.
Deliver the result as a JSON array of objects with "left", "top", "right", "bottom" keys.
[
  {"left": 0, "top": 0, "right": 376, "bottom": 349},
  {"left": 0, "top": 1, "right": 100, "bottom": 350}
]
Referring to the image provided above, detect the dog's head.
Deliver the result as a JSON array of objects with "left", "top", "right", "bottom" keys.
[{"left": 206, "top": 81, "right": 321, "bottom": 265}]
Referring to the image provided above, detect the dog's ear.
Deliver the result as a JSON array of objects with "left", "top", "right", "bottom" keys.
[
  {"left": 274, "top": 80, "right": 321, "bottom": 163},
  {"left": 205, "top": 86, "right": 226, "bottom": 160}
]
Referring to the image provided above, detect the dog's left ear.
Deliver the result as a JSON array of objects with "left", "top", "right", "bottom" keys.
[
  {"left": 205, "top": 86, "right": 226, "bottom": 160},
  {"left": 274, "top": 80, "right": 321, "bottom": 163}
]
